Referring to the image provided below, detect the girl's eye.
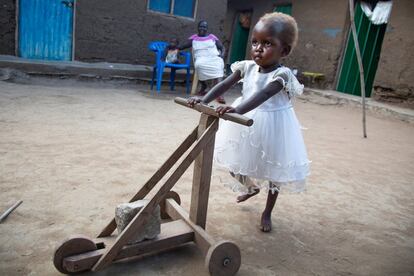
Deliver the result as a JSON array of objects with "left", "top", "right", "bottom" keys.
[
  {"left": 252, "top": 41, "right": 258, "bottom": 47},
  {"left": 265, "top": 41, "right": 272, "bottom": 47}
]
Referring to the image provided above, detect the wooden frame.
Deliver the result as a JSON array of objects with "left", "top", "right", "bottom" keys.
[{"left": 53, "top": 97, "right": 253, "bottom": 275}]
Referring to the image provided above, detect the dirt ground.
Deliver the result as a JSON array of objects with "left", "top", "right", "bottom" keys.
[{"left": 0, "top": 77, "right": 413, "bottom": 276}]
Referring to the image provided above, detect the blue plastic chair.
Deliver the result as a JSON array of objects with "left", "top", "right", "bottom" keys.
[{"left": 148, "top": 41, "right": 191, "bottom": 94}]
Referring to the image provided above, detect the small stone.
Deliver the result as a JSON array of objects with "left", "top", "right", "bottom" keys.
[{"left": 115, "top": 199, "right": 161, "bottom": 244}]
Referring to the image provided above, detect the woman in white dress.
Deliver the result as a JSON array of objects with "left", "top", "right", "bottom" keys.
[
  {"left": 180, "top": 20, "right": 226, "bottom": 103},
  {"left": 188, "top": 12, "right": 310, "bottom": 232}
]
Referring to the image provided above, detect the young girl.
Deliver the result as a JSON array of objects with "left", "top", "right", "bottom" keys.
[
  {"left": 187, "top": 12, "right": 310, "bottom": 232},
  {"left": 180, "top": 20, "right": 226, "bottom": 104},
  {"left": 164, "top": 38, "right": 180, "bottom": 64}
]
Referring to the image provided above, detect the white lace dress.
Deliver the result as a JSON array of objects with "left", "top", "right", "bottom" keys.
[{"left": 214, "top": 60, "right": 310, "bottom": 193}]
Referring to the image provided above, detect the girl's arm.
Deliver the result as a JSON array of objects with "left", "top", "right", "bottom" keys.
[
  {"left": 216, "top": 81, "right": 284, "bottom": 115},
  {"left": 187, "top": 71, "right": 242, "bottom": 106},
  {"left": 178, "top": 39, "right": 192, "bottom": 50}
]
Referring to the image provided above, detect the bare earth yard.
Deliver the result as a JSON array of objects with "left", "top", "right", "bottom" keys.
[{"left": 0, "top": 78, "right": 413, "bottom": 275}]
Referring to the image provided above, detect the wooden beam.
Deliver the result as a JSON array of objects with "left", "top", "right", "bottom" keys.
[
  {"left": 0, "top": 200, "right": 22, "bottom": 223},
  {"left": 92, "top": 120, "right": 219, "bottom": 271},
  {"left": 190, "top": 114, "right": 216, "bottom": 229},
  {"left": 97, "top": 126, "right": 198, "bottom": 237},
  {"left": 191, "top": 71, "right": 199, "bottom": 95},
  {"left": 166, "top": 199, "right": 215, "bottom": 256},
  {"left": 63, "top": 220, "right": 194, "bottom": 273},
  {"left": 174, "top": 97, "right": 253, "bottom": 126}
]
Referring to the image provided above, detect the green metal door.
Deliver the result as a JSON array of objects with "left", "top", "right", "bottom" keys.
[
  {"left": 336, "top": 3, "right": 387, "bottom": 97},
  {"left": 274, "top": 4, "right": 292, "bottom": 15},
  {"left": 229, "top": 14, "right": 250, "bottom": 64}
]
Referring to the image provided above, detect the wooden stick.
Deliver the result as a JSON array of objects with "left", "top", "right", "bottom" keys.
[
  {"left": 166, "top": 199, "right": 215, "bottom": 256},
  {"left": 0, "top": 200, "right": 23, "bottom": 223},
  {"left": 349, "top": 0, "right": 367, "bottom": 138},
  {"left": 191, "top": 71, "right": 199, "bottom": 95},
  {"left": 92, "top": 120, "right": 219, "bottom": 271},
  {"left": 190, "top": 114, "right": 216, "bottom": 229},
  {"left": 97, "top": 126, "right": 198, "bottom": 237},
  {"left": 174, "top": 97, "right": 253, "bottom": 127}
]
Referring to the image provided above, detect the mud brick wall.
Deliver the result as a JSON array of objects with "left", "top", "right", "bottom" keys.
[
  {"left": 372, "top": 0, "right": 414, "bottom": 107},
  {"left": 74, "top": 0, "right": 227, "bottom": 65},
  {"left": 0, "top": 0, "right": 16, "bottom": 56}
]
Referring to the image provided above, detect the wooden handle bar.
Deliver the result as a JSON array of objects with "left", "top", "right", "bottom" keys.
[{"left": 174, "top": 97, "right": 253, "bottom": 127}]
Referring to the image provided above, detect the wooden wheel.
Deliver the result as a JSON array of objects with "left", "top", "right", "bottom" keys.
[
  {"left": 160, "top": 190, "right": 181, "bottom": 219},
  {"left": 205, "top": 241, "right": 241, "bottom": 276},
  {"left": 53, "top": 235, "right": 97, "bottom": 274}
]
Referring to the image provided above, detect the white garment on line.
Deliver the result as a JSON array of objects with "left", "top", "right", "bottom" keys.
[{"left": 360, "top": 1, "right": 393, "bottom": 25}]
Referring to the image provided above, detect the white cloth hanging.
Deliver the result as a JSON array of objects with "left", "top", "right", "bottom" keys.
[{"left": 360, "top": 1, "right": 393, "bottom": 25}]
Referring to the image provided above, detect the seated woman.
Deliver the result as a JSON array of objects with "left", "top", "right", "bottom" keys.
[{"left": 179, "top": 20, "right": 226, "bottom": 104}]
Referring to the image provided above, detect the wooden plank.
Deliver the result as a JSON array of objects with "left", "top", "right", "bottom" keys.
[
  {"left": 0, "top": 200, "right": 23, "bottom": 223},
  {"left": 191, "top": 70, "right": 199, "bottom": 95},
  {"left": 166, "top": 199, "right": 215, "bottom": 255},
  {"left": 92, "top": 120, "right": 219, "bottom": 271},
  {"left": 63, "top": 220, "right": 194, "bottom": 273},
  {"left": 174, "top": 97, "right": 253, "bottom": 126},
  {"left": 97, "top": 126, "right": 198, "bottom": 237},
  {"left": 190, "top": 114, "right": 216, "bottom": 229}
]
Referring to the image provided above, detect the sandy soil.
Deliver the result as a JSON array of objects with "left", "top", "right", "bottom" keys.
[{"left": 0, "top": 78, "right": 413, "bottom": 276}]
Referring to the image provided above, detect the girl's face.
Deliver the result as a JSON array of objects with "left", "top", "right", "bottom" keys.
[{"left": 250, "top": 21, "right": 288, "bottom": 71}]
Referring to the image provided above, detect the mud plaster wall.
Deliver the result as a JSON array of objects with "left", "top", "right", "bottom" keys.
[
  {"left": 74, "top": 0, "right": 227, "bottom": 65},
  {"left": 373, "top": 0, "right": 414, "bottom": 107},
  {"left": 224, "top": 0, "right": 348, "bottom": 90},
  {"left": 0, "top": 0, "right": 16, "bottom": 56},
  {"left": 286, "top": 0, "right": 348, "bottom": 89}
]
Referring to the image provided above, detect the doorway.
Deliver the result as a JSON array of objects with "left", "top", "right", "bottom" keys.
[
  {"left": 18, "top": 0, "right": 75, "bottom": 60},
  {"left": 229, "top": 11, "right": 252, "bottom": 64}
]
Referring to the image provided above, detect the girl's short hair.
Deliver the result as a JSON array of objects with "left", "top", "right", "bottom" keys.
[{"left": 259, "top": 12, "right": 298, "bottom": 55}]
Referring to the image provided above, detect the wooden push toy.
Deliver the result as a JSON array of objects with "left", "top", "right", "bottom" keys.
[{"left": 53, "top": 97, "right": 253, "bottom": 275}]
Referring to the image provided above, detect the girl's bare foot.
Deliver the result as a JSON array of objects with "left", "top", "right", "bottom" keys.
[
  {"left": 260, "top": 212, "right": 272, "bottom": 232},
  {"left": 236, "top": 189, "right": 259, "bottom": 203}
]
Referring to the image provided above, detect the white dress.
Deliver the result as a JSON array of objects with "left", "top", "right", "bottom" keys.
[
  {"left": 214, "top": 60, "right": 310, "bottom": 193},
  {"left": 190, "top": 34, "right": 224, "bottom": 81}
]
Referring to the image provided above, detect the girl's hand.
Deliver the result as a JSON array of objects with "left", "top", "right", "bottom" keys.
[
  {"left": 187, "top": 96, "right": 202, "bottom": 107},
  {"left": 216, "top": 105, "right": 236, "bottom": 115}
]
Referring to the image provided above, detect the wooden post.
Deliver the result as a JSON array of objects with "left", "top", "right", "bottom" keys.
[
  {"left": 191, "top": 71, "right": 199, "bottom": 95},
  {"left": 349, "top": 0, "right": 367, "bottom": 138},
  {"left": 189, "top": 114, "right": 217, "bottom": 229}
]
